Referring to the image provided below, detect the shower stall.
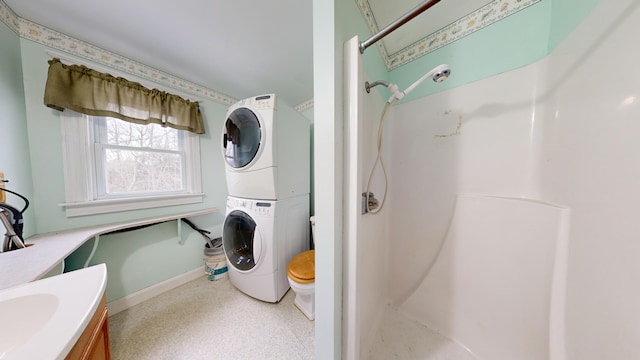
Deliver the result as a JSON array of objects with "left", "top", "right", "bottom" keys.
[
  {"left": 343, "top": 34, "right": 572, "bottom": 359},
  {"left": 341, "top": 0, "right": 640, "bottom": 358}
]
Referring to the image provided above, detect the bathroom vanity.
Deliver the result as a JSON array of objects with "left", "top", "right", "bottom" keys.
[
  {"left": 66, "top": 293, "right": 111, "bottom": 360},
  {"left": 0, "top": 264, "right": 108, "bottom": 359}
]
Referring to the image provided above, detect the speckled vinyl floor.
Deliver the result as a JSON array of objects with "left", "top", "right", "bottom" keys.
[{"left": 108, "top": 276, "right": 314, "bottom": 360}]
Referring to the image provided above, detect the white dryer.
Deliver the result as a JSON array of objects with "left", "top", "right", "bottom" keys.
[
  {"left": 222, "top": 194, "right": 309, "bottom": 303},
  {"left": 222, "top": 94, "right": 310, "bottom": 200}
]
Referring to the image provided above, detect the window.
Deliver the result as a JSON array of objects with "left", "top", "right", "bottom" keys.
[
  {"left": 60, "top": 111, "right": 202, "bottom": 217},
  {"left": 94, "top": 117, "right": 184, "bottom": 197}
]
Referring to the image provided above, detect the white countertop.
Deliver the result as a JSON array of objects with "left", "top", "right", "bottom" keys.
[
  {"left": 0, "top": 264, "right": 107, "bottom": 360},
  {"left": 0, "top": 208, "right": 216, "bottom": 290},
  {"left": 0, "top": 263, "right": 108, "bottom": 360}
]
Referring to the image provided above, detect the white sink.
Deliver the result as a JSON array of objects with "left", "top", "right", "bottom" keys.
[{"left": 0, "top": 264, "right": 107, "bottom": 360}]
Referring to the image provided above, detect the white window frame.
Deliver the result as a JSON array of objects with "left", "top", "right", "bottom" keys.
[{"left": 59, "top": 110, "right": 203, "bottom": 217}]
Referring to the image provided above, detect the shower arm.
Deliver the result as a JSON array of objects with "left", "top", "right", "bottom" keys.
[
  {"left": 365, "top": 80, "right": 402, "bottom": 104},
  {"left": 365, "top": 80, "right": 391, "bottom": 93}
]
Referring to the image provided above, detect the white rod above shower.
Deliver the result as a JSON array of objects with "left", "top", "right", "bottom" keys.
[{"left": 359, "top": 0, "right": 442, "bottom": 54}]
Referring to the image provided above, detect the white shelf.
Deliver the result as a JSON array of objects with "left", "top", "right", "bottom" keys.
[{"left": 0, "top": 208, "right": 217, "bottom": 291}]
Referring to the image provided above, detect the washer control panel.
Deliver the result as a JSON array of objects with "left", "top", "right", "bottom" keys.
[
  {"left": 255, "top": 202, "right": 273, "bottom": 216},
  {"left": 226, "top": 197, "right": 274, "bottom": 217},
  {"left": 252, "top": 94, "right": 275, "bottom": 110}
]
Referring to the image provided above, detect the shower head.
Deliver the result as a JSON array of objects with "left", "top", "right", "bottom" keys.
[
  {"left": 431, "top": 65, "right": 451, "bottom": 83},
  {"left": 387, "top": 63, "right": 451, "bottom": 104}
]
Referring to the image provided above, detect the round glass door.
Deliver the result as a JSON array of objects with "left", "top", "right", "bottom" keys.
[
  {"left": 222, "top": 108, "right": 261, "bottom": 168},
  {"left": 223, "top": 210, "right": 262, "bottom": 271}
]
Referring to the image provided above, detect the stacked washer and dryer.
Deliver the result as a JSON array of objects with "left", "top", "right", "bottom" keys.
[{"left": 221, "top": 94, "right": 310, "bottom": 303}]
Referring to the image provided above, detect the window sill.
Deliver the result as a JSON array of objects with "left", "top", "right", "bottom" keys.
[{"left": 60, "top": 193, "right": 205, "bottom": 217}]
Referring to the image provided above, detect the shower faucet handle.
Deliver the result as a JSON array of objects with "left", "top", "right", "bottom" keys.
[{"left": 361, "top": 192, "right": 380, "bottom": 214}]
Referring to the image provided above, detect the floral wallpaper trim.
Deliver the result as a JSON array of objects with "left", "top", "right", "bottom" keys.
[
  {"left": 356, "top": 0, "right": 541, "bottom": 70},
  {"left": 0, "top": 0, "right": 19, "bottom": 34},
  {"left": 0, "top": 1, "right": 315, "bottom": 110},
  {"left": 19, "top": 21, "right": 236, "bottom": 105}
]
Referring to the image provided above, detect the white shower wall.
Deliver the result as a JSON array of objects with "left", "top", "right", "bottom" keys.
[
  {"left": 386, "top": 0, "right": 640, "bottom": 358},
  {"left": 387, "top": 62, "right": 545, "bottom": 304}
]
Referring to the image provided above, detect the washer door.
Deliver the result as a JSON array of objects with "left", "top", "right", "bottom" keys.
[
  {"left": 222, "top": 107, "right": 261, "bottom": 169},
  {"left": 223, "top": 210, "right": 263, "bottom": 271}
]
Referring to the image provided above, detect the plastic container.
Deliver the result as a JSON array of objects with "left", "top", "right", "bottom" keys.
[{"left": 203, "top": 238, "right": 227, "bottom": 281}]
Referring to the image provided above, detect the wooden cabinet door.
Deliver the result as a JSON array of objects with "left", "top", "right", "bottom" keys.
[{"left": 65, "top": 293, "right": 111, "bottom": 360}]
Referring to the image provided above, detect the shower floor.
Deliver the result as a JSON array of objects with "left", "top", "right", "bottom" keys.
[{"left": 366, "top": 306, "right": 477, "bottom": 360}]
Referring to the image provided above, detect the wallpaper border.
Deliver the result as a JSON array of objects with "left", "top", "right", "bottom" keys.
[
  {"left": 356, "top": 0, "right": 541, "bottom": 70},
  {"left": 0, "top": 0, "right": 315, "bottom": 111}
]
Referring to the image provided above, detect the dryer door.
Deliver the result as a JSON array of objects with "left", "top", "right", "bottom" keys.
[
  {"left": 222, "top": 107, "right": 261, "bottom": 169},
  {"left": 223, "top": 210, "right": 263, "bottom": 271}
]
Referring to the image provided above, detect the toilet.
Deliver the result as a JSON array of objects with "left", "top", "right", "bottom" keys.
[{"left": 287, "top": 216, "right": 316, "bottom": 320}]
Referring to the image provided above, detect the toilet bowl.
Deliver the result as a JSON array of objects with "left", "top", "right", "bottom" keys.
[{"left": 287, "top": 216, "right": 315, "bottom": 320}]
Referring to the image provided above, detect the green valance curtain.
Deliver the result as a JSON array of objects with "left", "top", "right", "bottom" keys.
[{"left": 43, "top": 58, "right": 205, "bottom": 134}]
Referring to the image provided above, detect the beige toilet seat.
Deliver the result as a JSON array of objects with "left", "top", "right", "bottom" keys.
[{"left": 287, "top": 250, "right": 315, "bottom": 284}]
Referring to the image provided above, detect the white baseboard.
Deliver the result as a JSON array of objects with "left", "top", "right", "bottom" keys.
[{"left": 107, "top": 267, "right": 204, "bottom": 316}]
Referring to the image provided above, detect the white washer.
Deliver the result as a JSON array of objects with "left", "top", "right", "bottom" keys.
[
  {"left": 222, "top": 94, "right": 310, "bottom": 200},
  {"left": 222, "top": 194, "right": 309, "bottom": 303}
]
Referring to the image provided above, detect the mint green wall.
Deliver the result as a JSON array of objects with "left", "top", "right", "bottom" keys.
[
  {"left": 548, "top": 0, "right": 599, "bottom": 51},
  {"left": 66, "top": 216, "right": 221, "bottom": 302},
  {"left": 90, "top": 222, "right": 208, "bottom": 301},
  {"left": 0, "top": 21, "right": 35, "bottom": 238},
  {"left": 16, "top": 38, "right": 228, "bottom": 302},
  {"left": 388, "top": 0, "right": 599, "bottom": 104}
]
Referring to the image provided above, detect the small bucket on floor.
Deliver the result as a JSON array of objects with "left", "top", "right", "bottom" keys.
[{"left": 204, "top": 238, "right": 227, "bottom": 281}]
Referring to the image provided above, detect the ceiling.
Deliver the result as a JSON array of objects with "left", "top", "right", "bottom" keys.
[{"left": 4, "top": 0, "right": 498, "bottom": 107}]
